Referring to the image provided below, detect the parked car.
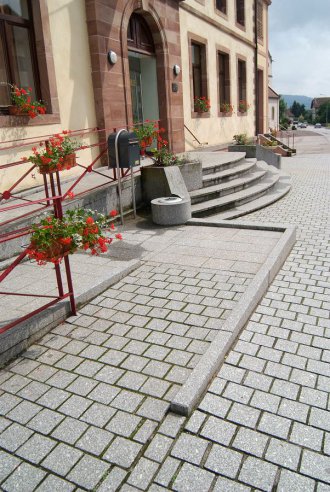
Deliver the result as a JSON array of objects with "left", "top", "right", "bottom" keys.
[
  {"left": 315, "top": 123, "right": 322, "bottom": 128},
  {"left": 300, "top": 123, "right": 307, "bottom": 128}
]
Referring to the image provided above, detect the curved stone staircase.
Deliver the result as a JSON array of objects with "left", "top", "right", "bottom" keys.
[{"left": 189, "top": 152, "right": 291, "bottom": 219}]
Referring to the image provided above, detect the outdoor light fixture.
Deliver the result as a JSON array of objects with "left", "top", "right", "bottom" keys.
[
  {"left": 108, "top": 50, "right": 118, "bottom": 65},
  {"left": 173, "top": 64, "right": 181, "bottom": 76}
]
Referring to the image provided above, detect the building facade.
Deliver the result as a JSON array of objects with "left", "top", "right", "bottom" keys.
[{"left": 0, "top": 0, "right": 271, "bottom": 190}]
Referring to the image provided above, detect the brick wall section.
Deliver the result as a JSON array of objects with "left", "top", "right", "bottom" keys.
[{"left": 85, "top": 0, "right": 185, "bottom": 152}]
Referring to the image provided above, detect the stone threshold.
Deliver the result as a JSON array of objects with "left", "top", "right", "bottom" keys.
[{"left": 170, "top": 218, "right": 296, "bottom": 416}]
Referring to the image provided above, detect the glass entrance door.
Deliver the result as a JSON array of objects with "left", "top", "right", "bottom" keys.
[{"left": 129, "top": 56, "right": 143, "bottom": 123}]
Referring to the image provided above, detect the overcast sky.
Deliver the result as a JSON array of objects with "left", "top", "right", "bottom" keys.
[{"left": 269, "top": 0, "right": 330, "bottom": 97}]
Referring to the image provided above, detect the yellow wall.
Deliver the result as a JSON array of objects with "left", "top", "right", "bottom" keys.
[
  {"left": 180, "top": 0, "right": 269, "bottom": 149},
  {"left": 0, "top": 0, "right": 97, "bottom": 192}
]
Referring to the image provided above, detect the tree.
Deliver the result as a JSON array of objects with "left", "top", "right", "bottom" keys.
[
  {"left": 279, "top": 97, "right": 287, "bottom": 123},
  {"left": 290, "top": 100, "right": 306, "bottom": 118}
]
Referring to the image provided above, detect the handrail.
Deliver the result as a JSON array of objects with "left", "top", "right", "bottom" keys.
[{"left": 184, "top": 124, "right": 208, "bottom": 146}]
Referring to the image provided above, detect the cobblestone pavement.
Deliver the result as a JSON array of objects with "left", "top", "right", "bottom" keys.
[{"left": 0, "top": 154, "right": 329, "bottom": 491}]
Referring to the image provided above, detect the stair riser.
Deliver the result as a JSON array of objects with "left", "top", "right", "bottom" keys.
[
  {"left": 192, "top": 174, "right": 264, "bottom": 205},
  {"left": 192, "top": 182, "right": 277, "bottom": 218},
  {"left": 202, "top": 164, "right": 257, "bottom": 187},
  {"left": 202, "top": 158, "right": 245, "bottom": 176}
]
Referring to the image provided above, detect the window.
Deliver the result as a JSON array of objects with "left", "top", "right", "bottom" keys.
[
  {"left": 272, "top": 106, "right": 275, "bottom": 120},
  {"left": 236, "top": 0, "right": 245, "bottom": 26},
  {"left": 0, "top": 0, "right": 40, "bottom": 110},
  {"left": 216, "top": 0, "right": 227, "bottom": 14},
  {"left": 237, "top": 59, "right": 247, "bottom": 110},
  {"left": 191, "top": 42, "right": 207, "bottom": 100},
  {"left": 218, "top": 51, "right": 230, "bottom": 110},
  {"left": 257, "top": 0, "right": 263, "bottom": 40}
]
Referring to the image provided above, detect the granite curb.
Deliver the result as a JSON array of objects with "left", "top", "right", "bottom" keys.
[{"left": 170, "top": 219, "right": 296, "bottom": 416}]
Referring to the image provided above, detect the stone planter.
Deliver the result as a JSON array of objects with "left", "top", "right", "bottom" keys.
[
  {"left": 141, "top": 160, "right": 202, "bottom": 203},
  {"left": 228, "top": 144, "right": 256, "bottom": 158}
]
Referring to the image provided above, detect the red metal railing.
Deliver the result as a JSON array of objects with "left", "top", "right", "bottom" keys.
[{"left": 0, "top": 126, "right": 140, "bottom": 335}]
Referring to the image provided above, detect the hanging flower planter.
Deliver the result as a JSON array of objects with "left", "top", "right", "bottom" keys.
[
  {"left": 9, "top": 85, "right": 46, "bottom": 118},
  {"left": 23, "top": 131, "right": 82, "bottom": 174},
  {"left": 38, "top": 153, "right": 77, "bottom": 174},
  {"left": 27, "top": 208, "right": 122, "bottom": 265}
]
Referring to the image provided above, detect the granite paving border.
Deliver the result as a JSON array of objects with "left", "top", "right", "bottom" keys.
[{"left": 171, "top": 219, "right": 296, "bottom": 415}]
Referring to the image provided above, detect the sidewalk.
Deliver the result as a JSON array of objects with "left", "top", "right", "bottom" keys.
[{"left": 0, "top": 152, "right": 329, "bottom": 491}]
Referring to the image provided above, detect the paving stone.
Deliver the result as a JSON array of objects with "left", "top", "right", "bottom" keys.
[
  {"left": 238, "top": 456, "right": 278, "bottom": 491},
  {"left": 200, "top": 415, "right": 236, "bottom": 446},
  {"left": 117, "top": 371, "right": 148, "bottom": 391},
  {"left": 0, "top": 423, "right": 33, "bottom": 451},
  {"left": 185, "top": 410, "right": 207, "bottom": 434},
  {"left": 111, "top": 390, "right": 144, "bottom": 413},
  {"left": 154, "top": 456, "right": 180, "bottom": 487},
  {"left": 0, "top": 449, "right": 21, "bottom": 482},
  {"left": 290, "top": 422, "right": 323, "bottom": 451},
  {"left": 258, "top": 412, "right": 291, "bottom": 439},
  {"left": 80, "top": 402, "right": 116, "bottom": 427},
  {"left": 299, "top": 386, "right": 328, "bottom": 408},
  {"left": 218, "top": 364, "right": 246, "bottom": 383},
  {"left": 37, "top": 388, "right": 70, "bottom": 410},
  {"left": 41, "top": 443, "right": 83, "bottom": 476},
  {"left": 35, "top": 474, "right": 75, "bottom": 491},
  {"left": 278, "top": 398, "right": 309, "bottom": 423},
  {"left": 143, "top": 360, "right": 171, "bottom": 378},
  {"left": 46, "top": 370, "right": 77, "bottom": 389},
  {"left": 7, "top": 400, "right": 42, "bottom": 424},
  {"left": 172, "top": 462, "right": 215, "bottom": 492},
  {"left": 233, "top": 427, "right": 268, "bottom": 457},
  {"left": 300, "top": 449, "right": 330, "bottom": 483},
  {"left": 17, "top": 380, "right": 49, "bottom": 401},
  {"left": 228, "top": 402, "right": 260, "bottom": 428},
  {"left": 0, "top": 392, "right": 21, "bottom": 414},
  {"left": 271, "top": 379, "right": 300, "bottom": 400},
  {"left": 27, "top": 408, "right": 64, "bottom": 435},
  {"left": 199, "top": 393, "right": 231, "bottom": 418},
  {"left": 88, "top": 382, "right": 120, "bottom": 404},
  {"left": 208, "top": 377, "right": 226, "bottom": 395},
  {"left": 2, "top": 462, "right": 46, "bottom": 492},
  {"left": 213, "top": 476, "right": 251, "bottom": 491},
  {"left": 16, "top": 433, "right": 57, "bottom": 464},
  {"left": 266, "top": 437, "right": 301, "bottom": 470},
  {"left": 106, "top": 410, "right": 141, "bottom": 437},
  {"left": 166, "top": 365, "right": 191, "bottom": 384},
  {"left": 250, "top": 389, "right": 280, "bottom": 413},
  {"left": 244, "top": 371, "right": 272, "bottom": 392},
  {"left": 57, "top": 394, "right": 92, "bottom": 418},
  {"left": 290, "top": 368, "right": 317, "bottom": 388},
  {"left": 103, "top": 436, "right": 142, "bottom": 468},
  {"left": 158, "top": 413, "right": 186, "bottom": 438},
  {"left": 127, "top": 457, "right": 159, "bottom": 489},
  {"left": 140, "top": 377, "right": 171, "bottom": 398},
  {"left": 144, "top": 433, "right": 173, "bottom": 462},
  {"left": 137, "top": 397, "right": 169, "bottom": 421},
  {"left": 67, "top": 454, "right": 109, "bottom": 489},
  {"left": 95, "top": 365, "right": 124, "bottom": 384},
  {"left": 309, "top": 407, "right": 330, "bottom": 432},
  {"left": 171, "top": 433, "right": 208, "bottom": 465},
  {"left": 205, "top": 443, "right": 243, "bottom": 478},
  {"left": 0, "top": 416, "right": 11, "bottom": 433},
  {"left": 55, "top": 354, "right": 83, "bottom": 371},
  {"left": 97, "top": 466, "right": 127, "bottom": 492},
  {"left": 133, "top": 419, "right": 158, "bottom": 444},
  {"left": 51, "top": 416, "right": 88, "bottom": 444},
  {"left": 277, "top": 469, "right": 315, "bottom": 492},
  {"left": 223, "top": 382, "right": 253, "bottom": 404}
]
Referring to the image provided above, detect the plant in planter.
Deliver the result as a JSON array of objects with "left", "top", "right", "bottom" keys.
[
  {"left": 238, "top": 100, "right": 250, "bottom": 113},
  {"left": 133, "top": 120, "right": 162, "bottom": 156},
  {"left": 233, "top": 133, "right": 249, "bottom": 145},
  {"left": 220, "top": 102, "right": 234, "bottom": 114},
  {"left": 27, "top": 208, "right": 122, "bottom": 265},
  {"left": 9, "top": 85, "right": 46, "bottom": 118},
  {"left": 150, "top": 136, "right": 183, "bottom": 167},
  {"left": 23, "top": 131, "right": 83, "bottom": 174},
  {"left": 194, "top": 96, "right": 211, "bottom": 113}
]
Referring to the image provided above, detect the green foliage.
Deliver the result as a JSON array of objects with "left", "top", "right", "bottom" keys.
[
  {"left": 317, "top": 102, "right": 330, "bottom": 124},
  {"left": 290, "top": 100, "right": 306, "bottom": 118},
  {"left": 279, "top": 97, "right": 287, "bottom": 123},
  {"left": 233, "top": 133, "right": 248, "bottom": 145}
]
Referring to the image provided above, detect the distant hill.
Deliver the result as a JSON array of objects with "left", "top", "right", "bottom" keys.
[{"left": 281, "top": 95, "right": 313, "bottom": 109}]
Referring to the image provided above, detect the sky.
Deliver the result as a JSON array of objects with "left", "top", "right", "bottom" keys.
[{"left": 269, "top": 0, "right": 330, "bottom": 98}]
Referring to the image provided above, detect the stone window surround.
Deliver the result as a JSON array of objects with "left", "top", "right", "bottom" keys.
[
  {"left": 0, "top": 0, "right": 60, "bottom": 128},
  {"left": 188, "top": 33, "right": 209, "bottom": 118},
  {"left": 216, "top": 45, "right": 231, "bottom": 117},
  {"left": 236, "top": 54, "right": 248, "bottom": 115}
]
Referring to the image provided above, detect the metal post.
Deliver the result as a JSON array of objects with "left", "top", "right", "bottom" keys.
[
  {"left": 114, "top": 129, "right": 127, "bottom": 225},
  {"left": 131, "top": 165, "right": 136, "bottom": 218}
]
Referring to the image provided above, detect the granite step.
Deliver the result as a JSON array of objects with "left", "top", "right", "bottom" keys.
[
  {"left": 210, "top": 175, "right": 292, "bottom": 220},
  {"left": 190, "top": 163, "right": 267, "bottom": 204},
  {"left": 189, "top": 151, "right": 247, "bottom": 175},
  {"left": 202, "top": 159, "right": 257, "bottom": 187},
  {"left": 191, "top": 168, "right": 280, "bottom": 217}
]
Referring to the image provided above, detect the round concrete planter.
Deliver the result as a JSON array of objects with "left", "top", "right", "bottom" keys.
[{"left": 141, "top": 160, "right": 202, "bottom": 203}]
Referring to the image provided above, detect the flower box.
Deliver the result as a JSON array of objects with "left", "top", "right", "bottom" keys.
[{"left": 38, "top": 153, "right": 77, "bottom": 174}]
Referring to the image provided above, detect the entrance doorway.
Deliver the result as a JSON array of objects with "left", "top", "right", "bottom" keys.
[{"left": 128, "top": 13, "right": 159, "bottom": 124}]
